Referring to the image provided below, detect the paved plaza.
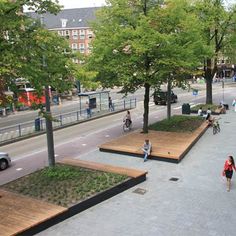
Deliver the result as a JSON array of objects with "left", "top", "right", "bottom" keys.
[{"left": 36, "top": 110, "right": 235, "bottom": 235}]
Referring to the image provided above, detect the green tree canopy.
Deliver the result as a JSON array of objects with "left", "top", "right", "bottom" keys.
[
  {"left": 194, "top": 0, "right": 236, "bottom": 104},
  {"left": 87, "top": 0, "right": 207, "bottom": 132},
  {"left": 0, "top": 0, "right": 75, "bottom": 105}
]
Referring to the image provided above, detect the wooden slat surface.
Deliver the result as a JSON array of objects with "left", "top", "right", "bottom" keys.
[
  {"left": 100, "top": 122, "right": 208, "bottom": 161},
  {"left": 0, "top": 189, "right": 67, "bottom": 236},
  {"left": 59, "top": 159, "right": 147, "bottom": 178}
]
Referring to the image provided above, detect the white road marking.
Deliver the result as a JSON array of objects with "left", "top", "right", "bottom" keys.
[
  {"left": 16, "top": 168, "right": 23, "bottom": 171},
  {"left": 190, "top": 103, "right": 200, "bottom": 108},
  {"left": 173, "top": 106, "right": 182, "bottom": 110},
  {"left": 105, "top": 134, "right": 110, "bottom": 137},
  {"left": 82, "top": 143, "right": 87, "bottom": 146},
  {"left": 55, "top": 154, "right": 59, "bottom": 157}
]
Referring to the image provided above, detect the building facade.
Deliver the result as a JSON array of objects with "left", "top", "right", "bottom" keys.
[{"left": 29, "top": 7, "right": 100, "bottom": 59}]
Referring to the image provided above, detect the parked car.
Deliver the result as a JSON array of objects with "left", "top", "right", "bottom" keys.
[
  {"left": 153, "top": 90, "right": 178, "bottom": 105},
  {"left": 0, "top": 152, "right": 11, "bottom": 170}
]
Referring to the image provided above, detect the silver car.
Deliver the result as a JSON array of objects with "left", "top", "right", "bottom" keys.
[{"left": 0, "top": 152, "right": 11, "bottom": 170}]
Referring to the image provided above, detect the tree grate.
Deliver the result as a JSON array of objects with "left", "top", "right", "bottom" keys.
[
  {"left": 169, "top": 177, "right": 179, "bottom": 181},
  {"left": 133, "top": 188, "right": 147, "bottom": 195}
]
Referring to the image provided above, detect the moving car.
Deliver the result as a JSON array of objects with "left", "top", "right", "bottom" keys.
[
  {"left": 153, "top": 90, "right": 178, "bottom": 105},
  {"left": 0, "top": 152, "right": 11, "bottom": 170}
]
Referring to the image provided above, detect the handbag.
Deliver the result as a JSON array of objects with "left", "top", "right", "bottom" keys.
[{"left": 222, "top": 170, "right": 226, "bottom": 176}]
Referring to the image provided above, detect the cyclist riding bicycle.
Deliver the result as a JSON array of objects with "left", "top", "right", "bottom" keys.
[{"left": 123, "top": 110, "right": 132, "bottom": 128}]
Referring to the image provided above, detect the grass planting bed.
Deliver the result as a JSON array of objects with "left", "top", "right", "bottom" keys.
[
  {"left": 191, "top": 104, "right": 219, "bottom": 113},
  {"left": 149, "top": 115, "right": 204, "bottom": 133},
  {"left": 2, "top": 164, "right": 128, "bottom": 208}
]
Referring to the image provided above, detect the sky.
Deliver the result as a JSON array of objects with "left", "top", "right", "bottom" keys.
[
  {"left": 57, "top": 0, "right": 235, "bottom": 9},
  {"left": 58, "top": 0, "right": 107, "bottom": 9}
]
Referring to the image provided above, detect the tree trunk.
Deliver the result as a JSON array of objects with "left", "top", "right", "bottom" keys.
[
  {"left": 205, "top": 58, "right": 213, "bottom": 104},
  {"left": 167, "top": 78, "right": 171, "bottom": 120},
  {"left": 143, "top": 83, "right": 150, "bottom": 133},
  {"left": 45, "top": 85, "right": 55, "bottom": 167}
]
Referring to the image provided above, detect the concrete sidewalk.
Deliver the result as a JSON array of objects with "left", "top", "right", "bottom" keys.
[{"left": 38, "top": 111, "right": 236, "bottom": 236}]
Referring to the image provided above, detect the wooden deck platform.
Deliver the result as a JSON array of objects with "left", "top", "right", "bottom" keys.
[
  {"left": 99, "top": 122, "right": 208, "bottom": 163},
  {"left": 0, "top": 189, "right": 66, "bottom": 236},
  {"left": 59, "top": 159, "right": 148, "bottom": 178}
]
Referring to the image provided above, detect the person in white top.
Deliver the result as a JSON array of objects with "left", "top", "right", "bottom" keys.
[
  {"left": 142, "top": 139, "right": 152, "bottom": 162},
  {"left": 197, "top": 107, "right": 203, "bottom": 116},
  {"left": 206, "top": 108, "right": 211, "bottom": 115}
]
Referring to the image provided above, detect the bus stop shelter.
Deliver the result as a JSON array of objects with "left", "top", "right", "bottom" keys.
[{"left": 78, "top": 91, "right": 110, "bottom": 114}]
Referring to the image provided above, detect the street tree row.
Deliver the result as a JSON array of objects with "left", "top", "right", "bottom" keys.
[{"left": 82, "top": 0, "right": 236, "bottom": 133}]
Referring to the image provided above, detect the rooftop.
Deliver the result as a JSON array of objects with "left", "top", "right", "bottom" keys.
[{"left": 28, "top": 7, "right": 101, "bottom": 29}]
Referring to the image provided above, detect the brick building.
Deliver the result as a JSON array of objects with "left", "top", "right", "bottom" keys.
[{"left": 29, "top": 7, "right": 100, "bottom": 59}]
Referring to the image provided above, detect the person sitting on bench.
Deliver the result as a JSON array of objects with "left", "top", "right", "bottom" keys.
[{"left": 142, "top": 139, "right": 152, "bottom": 162}]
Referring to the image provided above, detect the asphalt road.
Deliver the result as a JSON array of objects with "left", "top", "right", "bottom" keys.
[
  {"left": 0, "top": 83, "right": 236, "bottom": 185},
  {"left": 0, "top": 88, "right": 142, "bottom": 129},
  {"left": 0, "top": 86, "right": 193, "bottom": 128}
]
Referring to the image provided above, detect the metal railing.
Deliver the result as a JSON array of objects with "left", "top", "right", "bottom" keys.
[{"left": 0, "top": 98, "right": 136, "bottom": 144}]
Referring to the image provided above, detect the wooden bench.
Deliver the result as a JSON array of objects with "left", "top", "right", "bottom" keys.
[
  {"left": 0, "top": 189, "right": 66, "bottom": 236},
  {"left": 99, "top": 122, "right": 208, "bottom": 163},
  {"left": 59, "top": 159, "right": 147, "bottom": 178}
]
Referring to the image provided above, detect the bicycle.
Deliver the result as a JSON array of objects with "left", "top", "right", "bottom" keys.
[
  {"left": 123, "top": 119, "right": 132, "bottom": 132},
  {"left": 213, "top": 120, "right": 220, "bottom": 135}
]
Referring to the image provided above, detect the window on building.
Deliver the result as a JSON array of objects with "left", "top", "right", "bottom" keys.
[
  {"left": 65, "top": 30, "right": 70, "bottom": 36},
  {"left": 61, "top": 19, "right": 68, "bottom": 28},
  {"left": 80, "top": 35, "right": 85, "bottom": 39},
  {"left": 79, "top": 43, "right": 85, "bottom": 53},
  {"left": 72, "top": 30, "right": 78, "bottom": 40},
  {"left": 79, "top": 29, "right": 85, "bottom": 39},
  {"left": 80, "top": 29, "right": 85, "bottom": 35},
  {"left": 87, "top": 29, "right": 93, "bottom": 39},
  {"left": 72, "top": 43, "right": 78, "bottom": 50}
]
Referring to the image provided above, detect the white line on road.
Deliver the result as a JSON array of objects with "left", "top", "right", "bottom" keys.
[
  {"left": 149, "top": 103, "right": 155, "bottom": 107},
  {"left": 16, "top": 168, "right": 23, "bottom": 171},
  {"left": 190, "top": 103, "right": 201, "bottom": 108},
  {"left": 173, "top": 106, "right": 182, "bottom": 110},
  {"left": 55, "top": 154, "right": 59, "bottom": 157},
  {"left": 105, "top": 135, "right": 110, "bottom": 137},
  {"left": 82, "top": 143, "right": 87, "bottom": 146}
]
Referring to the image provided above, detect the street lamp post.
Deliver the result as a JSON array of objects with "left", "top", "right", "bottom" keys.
[
  {"left": 40, "top": 15, "right": 55, "bottom": 167},
  {"left": 222, "top": 69, "right": 225, "bottom": 103}
]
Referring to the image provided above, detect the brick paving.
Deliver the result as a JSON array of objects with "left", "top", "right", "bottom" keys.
[{"left": 37, "top": 110, "right": 236, "bottom": 236}]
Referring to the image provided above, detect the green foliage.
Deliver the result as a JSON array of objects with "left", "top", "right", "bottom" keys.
[
  {"left": 149, "top": 115, "right": 204, "bottom": 132},
  {"left": 193, "top": 0, "right": 236, "bottom": 103},
  {"left": 0, "top": 0, "right": 76, "bottom": 102},
  {"left": 85, "top": 0, "right": 208, "bottom": 132},
  {"left": 41, "top": 165, "right": 83, "bottom": 180},
  {"left": 3, "top": 164, "right": 128, "bottom": 207},
  {"left": 191, "top": 103, "right": 218, "bottom": 112}
]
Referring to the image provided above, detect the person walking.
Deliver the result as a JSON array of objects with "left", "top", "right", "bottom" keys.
[
  {"left": 86, "top": 101, "right": 91, "bottom": 118},
  {"left": 142, "top": 139, "right": 152, "bottom": 162},
  {"left": 232, "top": 98, "right": 236, "bottom": 112},
  {"left": 222, "top": 156, "right": 236, "bottom": 192},
  {"left": 108, "top": 96, "right": 114, "bottom": 111}
]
